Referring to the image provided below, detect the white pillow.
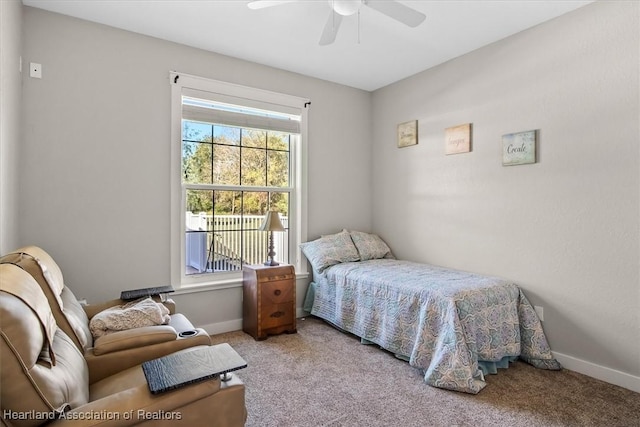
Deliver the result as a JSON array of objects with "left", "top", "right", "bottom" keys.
[
  {"left": 349, "top": 230, "right": 393, "bottom": 261},
  {"left": 300, "top": 231, "right": 360, "bottom": 273}
]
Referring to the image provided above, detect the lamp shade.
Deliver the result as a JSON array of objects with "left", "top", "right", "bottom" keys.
[{"left": 259, "top": 210, "right": 285, "bottom": 232}]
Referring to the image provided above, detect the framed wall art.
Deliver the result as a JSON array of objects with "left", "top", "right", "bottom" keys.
[
  {"left": 397, "top": 120, "right": 418, "bottom": 148},
  {"left": 502, "top": 129, "right": 537, "bottom": 166},
  {"left": 445, "top": 123, "right": 472, "bottom": 155}
]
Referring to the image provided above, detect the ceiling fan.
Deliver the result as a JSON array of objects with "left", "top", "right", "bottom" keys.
[{"left": 247, "top": 0, "right": 426, "bottom": 46}]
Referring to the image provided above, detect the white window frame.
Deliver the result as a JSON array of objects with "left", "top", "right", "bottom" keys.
[{"left": 170, "top": 72, "right": 309, "bottom": 290}]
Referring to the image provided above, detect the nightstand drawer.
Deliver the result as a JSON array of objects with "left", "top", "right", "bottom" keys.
[
  {"left": 260, "top": 271, "right": 295, "bottom": 282},
  {"left": 260, "top": 303, "right": 295, "bottom": 329},
  {"left": 261, "top": 280, "right": 294, "bottom": 304}
]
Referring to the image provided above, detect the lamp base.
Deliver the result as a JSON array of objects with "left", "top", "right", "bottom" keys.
[{"left": 265, "top": 232, "right": 279, "bottom": 266}]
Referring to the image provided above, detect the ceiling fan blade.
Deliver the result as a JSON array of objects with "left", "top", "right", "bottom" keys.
[
  {"left": 247, "top": 0, "right": 297, "bottom": 10},
  {"left": 319, "top": 11, "right": 343, "bottom": 46},
  {"left": 364, "top": 0, "right": 426, "bottom": 27}
]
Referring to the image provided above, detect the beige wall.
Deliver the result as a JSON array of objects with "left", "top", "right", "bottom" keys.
[
  {"left": 0, "top": 0, "right": 22, "bottom": 254},
  {"left": 371, "top": 1, "right": 639, "bottom": 389},
  {"left": 19, "top": 7, "right": 372, "bottom": 326}
]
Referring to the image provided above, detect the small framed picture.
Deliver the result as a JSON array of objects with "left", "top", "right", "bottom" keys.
[
  {"left": 502, "top": 130, "right": 537, "bottom": 166},
  {"left": 397, "top": 120, "right": 418, "bottom": 148},
  {"left": 445, "top": 123, "right": 472, "bottom": 155}
]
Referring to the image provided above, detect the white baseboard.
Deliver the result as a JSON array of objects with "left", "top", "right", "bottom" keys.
[
  {"left": 553, "top": 351, "right": 640, "bottom": 393},
  {"left": 201, "top": 318, "right": 242, "bottom": 336}
]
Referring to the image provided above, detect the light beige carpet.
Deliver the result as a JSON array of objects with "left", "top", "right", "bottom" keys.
[{"left": 211, "top": 316, "right": 640, "bottom": 427}]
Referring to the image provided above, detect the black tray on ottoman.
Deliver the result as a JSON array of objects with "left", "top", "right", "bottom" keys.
[{"left": 142, "top": 343, "right": 247, "bottom": 394}]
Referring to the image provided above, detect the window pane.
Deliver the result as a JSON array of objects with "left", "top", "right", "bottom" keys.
[
  {"left": 185, "top": 190, "right": 291, "bottom": 274},
  {"left": 243, "top": 228, "right": 267, "bottom": 266},
  {"left": 242, "top": 191, "right": 269, "bottom": 216},
  {"left": 269, "top": 192, "right": 289, "bottom": 222},
  {"left": 213, "top": 125, "right": 240, "bottom": 145},
  {"left": 183, "top": 142, "right": 212, "bottom": 184},
  {"left": 268, "top": 150, "right": 289, "bottom": 187},
  {"left": 241, "top": 148, "right": 267, "bottom": 186},
  {"left": 185, "top": 190, "right": 212, "bottom": 276},
  {"left": 212, "top": 192, "right": 243, "bottom": 270},
  {"left": 186, "top": 190, "right": 213, "bottom": 218},
  {"left": 212, "top": 144, "right": 240, "bottom": 185},
  {"left": 183, "top": 121, "right": 212, "bottom": 143},
  {"left": 211, "top": 230, "right": 243, "bottom": 272},
  {"left": 267, "top": 132, "right": 289, "bottom": 151},
  {"left": 239, "top": 193, "right": 270, "bottom": 266},
  {"left": 185, "top": 229, "right": 208, "bottom": 275},
  {"left": 241, "top": 129, "right": 266, "bottom": 148},
  {"left": 182, "top": 140, "right": 197, "bottom": 182},
  {"left": 213, "top": 190, "right": 242, "bottom": 216}
]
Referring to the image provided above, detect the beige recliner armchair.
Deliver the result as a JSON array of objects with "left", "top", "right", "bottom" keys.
[
  {"left": 0, "top": 246, "right": 211, "bottom": 383},
  {"left": 0, "top": 263, "right": 247, "bottom": 427}
]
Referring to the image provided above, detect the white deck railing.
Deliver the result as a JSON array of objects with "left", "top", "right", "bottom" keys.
[{"left": 185, "top": 212, "right": 289, "bottom": 274}]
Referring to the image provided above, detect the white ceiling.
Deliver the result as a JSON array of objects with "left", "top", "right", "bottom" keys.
[{"left": 22, "top": 0, "right": 593, "bottom": 91}]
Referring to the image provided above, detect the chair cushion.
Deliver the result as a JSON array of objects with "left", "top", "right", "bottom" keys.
[{"left": 59, "top": 286, "right": 93, "bottom": 349}]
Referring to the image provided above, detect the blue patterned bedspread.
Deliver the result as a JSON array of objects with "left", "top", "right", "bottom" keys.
[{"left": 310, "top": 259, "right": 561, "bottom": 394}]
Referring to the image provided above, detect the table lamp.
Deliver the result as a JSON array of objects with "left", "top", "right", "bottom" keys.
[{"left": 259, "top": 210, "right": 285, "bottom": 266}]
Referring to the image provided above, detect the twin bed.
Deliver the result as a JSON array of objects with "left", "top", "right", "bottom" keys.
[{"left": 301, "top": 230, "right": 561, "bottom": 394}]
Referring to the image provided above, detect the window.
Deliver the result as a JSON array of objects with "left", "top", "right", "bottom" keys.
[{"left": 171, "top": 73, "right": 308, "bottom": 288}]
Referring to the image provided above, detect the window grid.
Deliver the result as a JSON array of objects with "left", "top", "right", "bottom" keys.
[{"left": 182, "top": 121, "right": 292, "bottom": 275}]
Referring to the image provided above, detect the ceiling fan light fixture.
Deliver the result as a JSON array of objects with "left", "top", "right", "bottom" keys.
[{"left": 330, "top": 0, "right": 361, "bottom": 16}]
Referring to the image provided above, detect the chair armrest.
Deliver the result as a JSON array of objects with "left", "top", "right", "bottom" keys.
[
  {"left": 93, "top": 326, "right": 178, "bottom": 356},
  {"left": 83, "top": 297, "right": 176, "bottom": 319},
  {"left": 86, "top": 329, "right": 211, "bottom": 383},
  {"left": 160, "top": 298, "right": 176, "bottom": 314},
  {"left": 53, "top": 375, "right": 221, "bottom": 426}
]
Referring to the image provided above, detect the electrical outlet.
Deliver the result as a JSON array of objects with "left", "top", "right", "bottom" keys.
[
  {"left": 534, "top": 305, "right": 544, "bottom": 322},
  {"left": 30, "top": 62, "right": 42, "bottom": 79}
]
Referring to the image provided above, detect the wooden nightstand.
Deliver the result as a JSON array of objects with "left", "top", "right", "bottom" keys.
[{"left": 242, "top": 264, "right": 296, "bottom": 340}]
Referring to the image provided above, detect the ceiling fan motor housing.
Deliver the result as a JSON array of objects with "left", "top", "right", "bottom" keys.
[{"left": 331, "top": 0, "right": 361, "bottom": 16}]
